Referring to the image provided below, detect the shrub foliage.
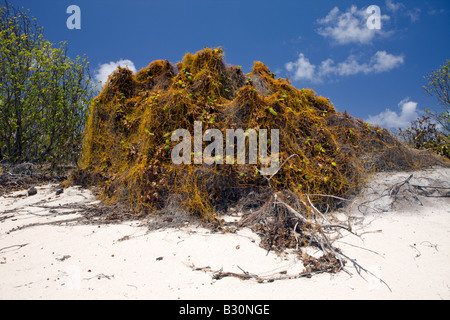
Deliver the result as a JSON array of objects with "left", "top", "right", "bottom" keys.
[{"left": 0, "top": 0, "right": 94, "bottom": 165}]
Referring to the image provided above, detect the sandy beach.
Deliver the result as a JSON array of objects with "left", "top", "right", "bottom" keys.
[{"left": 1, "top": 168, "right": 449, "bottom": 300}]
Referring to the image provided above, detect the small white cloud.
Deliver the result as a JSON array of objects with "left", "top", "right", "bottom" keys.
[
  {"left": 370, "top": 50, "right": 405, "bottom": 73},
  {"left": 427, "top": 8, "right": 448, "bottom": 16},
  {"left": 323, "top": 55, "right": 369, "bottom": 76},
  {"left": 95, "top": 59, "right": 137, "bottom": 88},
  {"left": 286, "top": 51, "right": 404, "bottom": 82},
  {"left": 285, "top": 53, "right": 316, "bottom": 81},
  {"left": 385, "top": 0, "right": 421, "bottom": 22},
  {"left": 366, "top": 98, "right": 419, "bottom": 128},
  {"left": 406, "top": 8, "right": 421, "bottom": 22},
  {"left": 385, "top": 0, "right": 404, "bottom": 13},
  {"left": 317, "top": 5, "right": 390, "bottom": 45},
  {"left": 327, "top": 51, "right": 404, "bottom": 76}
]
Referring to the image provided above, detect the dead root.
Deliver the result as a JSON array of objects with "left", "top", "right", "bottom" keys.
[
  {"left": 191, "top": 189, "right": 392, "bottom": 290},
  {"left": 239, "top": 191, "right": 352, "bottom": 258}
]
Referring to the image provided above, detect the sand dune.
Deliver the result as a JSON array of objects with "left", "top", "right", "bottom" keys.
[{"left": 1, "top": 168, "right": 449, "bottom": 300}]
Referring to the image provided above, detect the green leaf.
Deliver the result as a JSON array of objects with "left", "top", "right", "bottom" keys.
[{"left": 269, "top": 108, "right": 278, "bottom": 116}]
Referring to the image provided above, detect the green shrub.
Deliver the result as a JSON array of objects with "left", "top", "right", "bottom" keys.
[
  {"left": 0, "top": 0, "right": 94, "bottom": 165},
  {"left": 399, "top": 116, "right": 449, "bottom": 159}
]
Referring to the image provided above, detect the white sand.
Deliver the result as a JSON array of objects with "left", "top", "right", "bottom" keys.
[{"left": 1, "top": 168, "right": 449, "bottom": 300}]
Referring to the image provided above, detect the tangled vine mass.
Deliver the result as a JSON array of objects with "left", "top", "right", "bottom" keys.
[{"left": 72, "top": 48, "right": 446, "bottom": 265}]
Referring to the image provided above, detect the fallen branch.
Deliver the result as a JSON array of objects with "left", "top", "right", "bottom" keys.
[
  {"left": 7, "top": 217, "right": 84, "bottom": 233},
  {"left": 275, "top": 193, "right": 355, "bottom": 235},
  {"left": 191, "top": 264, "right": 326, "bottom": 283},
  {"left": 0, "top": 243, "right": 29, "bottom": 253}
]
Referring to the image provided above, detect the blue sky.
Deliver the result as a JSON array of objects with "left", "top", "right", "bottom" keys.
[{"left": 7, "top": 0, "right": 450, "bottom": 129}]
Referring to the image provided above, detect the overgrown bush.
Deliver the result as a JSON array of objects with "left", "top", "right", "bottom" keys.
[{"left": 76, "top": 47, "right": 446, "bottom": 221}]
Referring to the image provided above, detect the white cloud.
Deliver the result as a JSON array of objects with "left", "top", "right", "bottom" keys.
[
  {"left": 385, "top": 0, "right": 404, "bottom": 13},
  {"left": 94, "top": 59, "right": 137, "bottom": 88},
  {"left": 427, "top": 8, "right": 448, "bottom": 16},
  {"left": 285, "top": 53, "right": 316, "bottom": 81},
  {"left": 370, "top": 50, "right": 405, "bottom": 73},
  {"left": 285, "top": 51, "right": 404, "bottom": 81},
  {"left": 317, "top": 5, "right": 390, "bottom": 45},
  {"left": 366, "top": 98, "right": 419, "bottom": 128},
  {"left": 385, "top": 0, "right": 421, "bottom": 22},
  {"left": 326, "top": 51, "right": 404, "bottom": 75},
  {"left": 406, "top": 8, "right": 421, "bottom": 22}
]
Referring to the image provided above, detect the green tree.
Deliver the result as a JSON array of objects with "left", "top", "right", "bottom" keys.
[
  {"left": 399, "top": 61, "right": 450, "bottom": 159},
  {"left": 398, "top": 115, "right": 449, "bottom": 158},
  {"left": 423, "top": 60, "right": 450, "bottom": 134},
  {"left": 0, "top": 0, "right": 94, "bottom": 165}
]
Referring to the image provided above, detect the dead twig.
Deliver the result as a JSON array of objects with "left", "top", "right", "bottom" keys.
[
  {"left": 0, "top": 243, "right": 29, "bottom": 253},
  {"left": 389, "top": 174, "right": 413, "bottom": 197},
  {"left": 7, "top": 217, "right": 84, "bottom": 233},
  {"left": 191, "top": 264, "right": 326, "bottom": 283},
  {"left": 336, "top": 250, "right": 392, "bottom": 292},
  {"left": 420, "top": 241, "right": 439, "bottom": 252},
  {"left": 83, "top": 273, "right": 114, "bottom": 281}
]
